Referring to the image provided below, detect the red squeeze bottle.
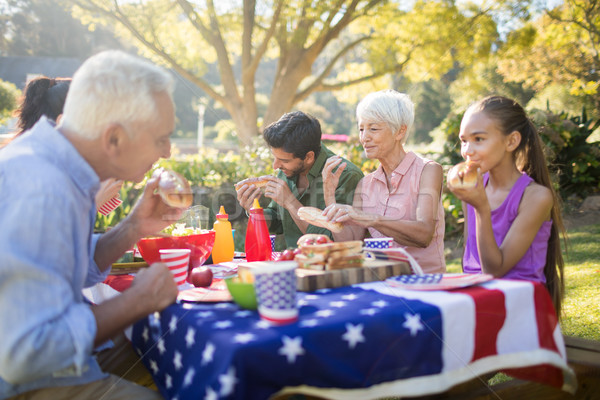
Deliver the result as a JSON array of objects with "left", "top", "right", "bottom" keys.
[{"left": 245, "top": 198, "right": 272, "bottom": 262}]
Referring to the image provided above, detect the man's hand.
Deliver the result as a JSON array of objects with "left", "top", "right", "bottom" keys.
[
  {"left": 323, "top": 156, "right": 346, "bottom": 205},
  {"left": 235, "top": 177, "right": 265, "bottom": 211},
  {"left": 130, "top": 263, "right": 178, "bottom": 313},
  {"left": 263, "top": 176, "right": 295, "bottom": 207},
  {"left": 127, "top": 177, "right": 185, "bottom": 238}
]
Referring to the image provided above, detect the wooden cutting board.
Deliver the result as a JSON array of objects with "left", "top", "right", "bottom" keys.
[
  {"left": 238, "top": 259, "right": 411, "bottom": 292},
  {"left": 295, "top": 259, "right": 411, "bottom": 291}
]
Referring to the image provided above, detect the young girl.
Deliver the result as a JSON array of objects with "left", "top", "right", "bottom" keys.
[{"left": 448, "top": 95, "right": 565, "bottom": 315}]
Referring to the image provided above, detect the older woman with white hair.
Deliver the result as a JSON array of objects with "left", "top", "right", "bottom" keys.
[{"left": 323, "top": 90, "right": 446, "bottom": 273}]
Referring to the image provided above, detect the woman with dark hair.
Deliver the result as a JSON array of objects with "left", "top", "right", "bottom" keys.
[
  {"left": 15, "top": 76, "right": 71, "bottom": 135},
  {"left": 13, "top": 76, "right": 123, "bottom": 214},
  {"left": 448, "top": 95, "right": 566, "bottom": 315}
]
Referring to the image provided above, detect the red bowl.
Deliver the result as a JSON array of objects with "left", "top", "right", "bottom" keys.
[{"left": 137, "top": 231, "right": 216, "bottom": 270}]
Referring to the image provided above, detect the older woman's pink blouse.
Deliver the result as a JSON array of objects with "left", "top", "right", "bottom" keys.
[{"left": 359, "top": 152, "right": 446, "bottom": 273}]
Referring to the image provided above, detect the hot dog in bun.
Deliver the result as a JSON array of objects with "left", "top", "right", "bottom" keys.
[
  {"left": 297, "top": 206, "right": 343, "bottom": 233},
  {"left": 154, "top": 168, "right": 193, "bottom": 208},
  {"left": 234, "top": 177, "right": 270, "bottom": 191},
  {"left": 447, "top": 161, "right": 479, "bottom": 189}
]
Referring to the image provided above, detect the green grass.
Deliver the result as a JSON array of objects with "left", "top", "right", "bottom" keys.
[
  {"left": 445, "top": 224, "right": 600, "bottom": 341},
  {"left": 561, "top": 224, "right": 600, "bottom": 341}
]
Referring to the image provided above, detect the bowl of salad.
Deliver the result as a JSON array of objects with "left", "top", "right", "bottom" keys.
[{"left": 137, "top": 224, "right": 216, "bottom": 269}]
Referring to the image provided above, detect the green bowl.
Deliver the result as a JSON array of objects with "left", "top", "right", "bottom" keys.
[{"left": 225, "top": 276, "right": 258, "bottom": 310}]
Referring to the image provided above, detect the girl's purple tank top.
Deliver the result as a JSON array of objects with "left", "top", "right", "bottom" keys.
[{"left": 463, "top": 173, "right": 552, "bottom": 283}]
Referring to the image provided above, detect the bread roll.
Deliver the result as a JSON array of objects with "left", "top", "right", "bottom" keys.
[
  {"left": 447, "top": 161, "right": 479, "bottom": 189},
  {"left": 154, "top": 168, "right": 193, "bottom": 208},
  {"left": 297, "top": 207, "right": 343, "bottom": 233},
  {"left": 234, "top": 178, "right": 269, "bottom": 190}
]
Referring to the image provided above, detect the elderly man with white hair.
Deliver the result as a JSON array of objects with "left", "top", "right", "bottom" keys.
[{"left": 0, "top": 50, "right": 180, "bottom": 399}]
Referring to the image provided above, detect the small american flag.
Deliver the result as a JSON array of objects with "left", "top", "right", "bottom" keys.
[{"left": 98, "top": 195, "right": 123, "bottom": 216}]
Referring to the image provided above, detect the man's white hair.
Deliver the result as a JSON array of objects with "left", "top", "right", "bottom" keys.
[
  {"left": 356, "top": 90, "right": 415, "bottom": 143},
  {"left": 61, "top": 50, "right": 174, "bottom": 139}
]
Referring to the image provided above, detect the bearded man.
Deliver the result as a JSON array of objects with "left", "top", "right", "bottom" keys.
[{"left": 236, "top": 111, "right": 363, "bottom": 247}]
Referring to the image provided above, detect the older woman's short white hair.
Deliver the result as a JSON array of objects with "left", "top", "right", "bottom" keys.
[
  {"left": 356, "top": 90, "right": 415, "bottom": 142},
  {"left": 61, "top": 50, "right": 174, "bottom": 139}
]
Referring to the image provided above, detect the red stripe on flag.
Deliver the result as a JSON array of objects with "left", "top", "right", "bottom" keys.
[
  {"left": 456, "top": 286, "right": 506, "bottom": 362},
  {"left": 533, "top": 283, "right": 560, "bottom": 352},
  {"left": 503, "top": 282, "right": 565, "bottom": 389}
]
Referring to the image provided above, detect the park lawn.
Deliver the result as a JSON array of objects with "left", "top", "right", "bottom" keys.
[{"left": 445, "top": 223, "right": 600, "bottom": 341}]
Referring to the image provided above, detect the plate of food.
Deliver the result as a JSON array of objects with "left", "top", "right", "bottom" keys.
[
  {"left": 178, "top": 279, "right": 233, "bottom": 302},
  {"left": 385, "top": 273, "right": 493, "bottom": 291}
]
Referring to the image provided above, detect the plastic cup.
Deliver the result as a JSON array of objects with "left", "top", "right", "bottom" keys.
[
  {"left": 269, "top": 235, "right": 276, "bottom": 252},
  {"left": 159, "top": 249, "right": 191, "bottom": 288},
  {"left": 183, "top": 205, "right": 209, "bottom": 230},
  {"left": 364, "top": 237, "right": 393, "bottom": 249},
  {"left": 252, "top": 261, "right": 298, "bottom": 325}
]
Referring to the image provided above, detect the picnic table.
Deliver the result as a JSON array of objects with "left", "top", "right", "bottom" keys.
[{"left": 109, "top": 272, "right": 576, "bottom": 399}]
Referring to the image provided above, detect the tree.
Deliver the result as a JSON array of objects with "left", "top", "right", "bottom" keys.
[
  {"left": 69, "top": 0, "right": 513, "bottom": 145},
  {"left": 0, "top": 79, "right": 20, "bottom": 125},
  {"left": 497, "top": 0, "right": 600, "bottom": 114},
  {"left": 0, "top": 0, "right": 123, "bottom": 57}
]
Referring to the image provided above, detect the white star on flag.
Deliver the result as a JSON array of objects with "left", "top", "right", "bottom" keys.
[
  {"left": 202, "top": 342, "right": 216, "bottom": 365},
  {"left": 360, "top": 308, "right": 378, "bottom": 316},
  {"left": 142, "top": 326, "right": 149, "bottom": 342},
  {"left": 278, "top": 336, "right": 305, "bottom": 363},
  {"left": 342, "top": 294, "right": 358, "bottom": 301},
  {"left": 197, "top": 311, "right": 214, "bottom": 318},
  {"left": 299, "top": 319, "right": 319, "bottom": 327},
  {"left": 403, "top": 313, "right": 424, "bottom": 336},
  {"left": 185, "top": 327, "right": 196, "bottom": 348},
  {"left": 205, "top": 387, "right": 218, "bottom": 400},
  {"left": 305, "top": 295, "right": 318, "bottom": 300},
  {"left": 372, "top": 300, "right": 388, "bottom": 308},
  {"left": 330, "top": 301, "right": 347, "bottom": 308},
  {"left": 234, "top": 333, "right": 256, "bottom": 344},
  {"left": 165, "top": 373, "right": 173, "bottom": 389},
  {"left": 173, "top": 350, "right": 183, "bottom": 370},
  {"left": 149, "top": 359, "right": 159, "bottom": 374},
  {"left": 169, "top": 315, "right": 178, "bottom": 333},
  {"left": 183, "top": 367, "right": 196, "bottom": 387},
  {"left": 297, "top": 299, "right": 309, "bottom": 306},
  {"left": 219, "top": 367, "right": 238, "bottom": 396},
  {"left": 157, "top": 338, "right": 166, "bottom": 355},
  {"left": 342, "top": 323, "right": 365, "bottom": 349},
  {"left": 234, "top": 310, "right": 252, "bottom": 318},
  {"left": 214, "top": 320, "right": 233, "bottom": 329},
  {"left": 315, "top": 309, "right": 334, "bottom": 318},
  {"left": 215, "top": 303, "right": 230, "bottom": 309},
  {"left": 255, "top": 320, "right": 271, "bottom": 329}
]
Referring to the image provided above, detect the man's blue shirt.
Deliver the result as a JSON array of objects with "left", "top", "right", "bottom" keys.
[{"left": 0, "top": 118, "right": 110, "bottom": 398}]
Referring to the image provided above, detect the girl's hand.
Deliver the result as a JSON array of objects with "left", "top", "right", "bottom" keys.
[
  {"left": 448, "top": 168, "right": 488, "bottom": 210},
  {"left": 323, "top": 156, "right": 346, "bottom": 205}
]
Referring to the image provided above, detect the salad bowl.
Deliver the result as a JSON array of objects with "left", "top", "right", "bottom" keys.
[{"left": 137, "top": 230, "right": 215, "bottom": 269}]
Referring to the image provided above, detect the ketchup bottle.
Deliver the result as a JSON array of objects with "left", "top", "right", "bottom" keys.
[
  {"left": 211, "top": 205, "right": 234, "bottom": 264},
  {"left": 245, "top": 198, "right": 272, "bottom": 262}
]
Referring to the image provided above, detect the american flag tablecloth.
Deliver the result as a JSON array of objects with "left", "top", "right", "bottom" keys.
[{"left": 130, "top": 279, "right": 576, "bottom": 400}]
